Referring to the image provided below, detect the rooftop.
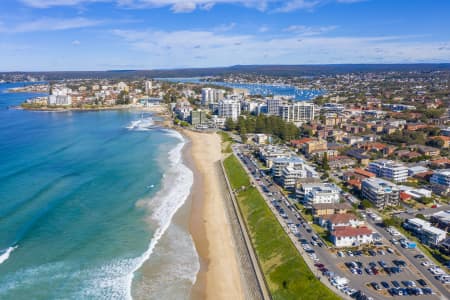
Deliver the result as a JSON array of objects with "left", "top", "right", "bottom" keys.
[
  {"left": 332, "top": 226, "right": 372, "bottom": 237},
  {"left": 312, "top": 203, "right": 352, "bottom": 210},
  {"left": 322, "top": 213, "right": 359, "bottom": 224}
]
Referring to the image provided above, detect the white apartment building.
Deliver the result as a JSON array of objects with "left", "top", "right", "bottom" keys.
[
  {"left": 403, "top": 218, "right": 447, "bottom": 245},
  {"left": 361, "top": 178, "right": 400, "bottom": 209},
  {"left": 368, "top": 160, "right": 408, "bottom": 182},
  {"left": 48, "top": 87, "right": 72, "bottom": 106},
  {"left": 145, "top": 80, "right": 153, "bottom": 94},
  {"left": 267, "top": 98, "right": 284, "bottom": 115},
  {"left": 218, "top": 99, "right": 240, "bottom": 121},
  {"left": 271, "top": 156, "right": 305, "bottom": 177},
  {"left": 303, "top": 183, "right": 340, "bottom": 206},
  {"left": 280, "top": 167, "right": 304, "bottom": 190},
  {"left": 201, "top": 88, "right": 225, "bottom": 106},
  {"left": 278, "top": 102, "right": 315, "bottom": 125}
]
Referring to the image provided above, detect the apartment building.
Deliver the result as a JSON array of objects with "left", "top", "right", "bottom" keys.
[
  {"left": 361, "top": 178, "right": 400, "bottom": 209},
  {"left": 403, "top": 218, "right": 447, "bottom": 245},
  {"left": 266, "top": 97, "right": 284, "bottom": 115},
  {"left": 278, "top": 102, "right": 315, "bottom": 125},
  {"left": 368, "top": 160, "right": 408, "bottom": 182},
  {"left": 218, "top": 98, "right": 240, "bottom": 121},
  {"left": 430, "top": 169, "right": 450, "bottom": 187},
  {"left": 301, "top": 183, "right": 340, "bottom": 206},
  {"left": 201, "top": 88, "right": 225, "bottom": 106},
  {"left": 271, "top": 156, "right": 305, "bottom": 177}
]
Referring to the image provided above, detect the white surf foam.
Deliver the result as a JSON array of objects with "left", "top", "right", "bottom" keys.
[
  {"left": 126, "top": 117, "right": 155, "bottom": 131},
  {"left": 67, "top": 129, "right": 197, "bottom": 299},
  {"left": 0, "top": 246, "right": 17, "bottom": 265},
  {"left": 124, "top": 129, "right": 197, "bottom": 298}
]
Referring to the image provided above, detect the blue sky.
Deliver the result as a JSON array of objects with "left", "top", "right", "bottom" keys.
[{"left": 1, "top": 0, "right": 450, "bottom": 71}]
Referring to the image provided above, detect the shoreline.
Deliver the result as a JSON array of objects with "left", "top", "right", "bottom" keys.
[{"left": 182, "top": 129, "right": 245, "bottom": 300}]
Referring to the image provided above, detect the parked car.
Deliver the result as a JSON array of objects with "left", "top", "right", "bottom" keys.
[
  {"left": 417, "top": 279, "right": 427, "bottom": 287},
  {"left": 371, "top": 282, "right": 381, "bottom": 291}
]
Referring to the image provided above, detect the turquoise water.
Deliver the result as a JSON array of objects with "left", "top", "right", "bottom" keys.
[
  {"left": 157, "top": 77, "right": 325, "bottom": 100},
  {"left": 0, "top": 83, "right": 195, "bottom": 299}
]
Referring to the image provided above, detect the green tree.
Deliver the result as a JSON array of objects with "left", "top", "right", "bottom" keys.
[
  {"left": 224, "top": 118, "right": 236, "bottom": 131},
  {"left": 322, "top": 153, "right": 330, "bottom": 171},
  {"left": 360, "top": 199, "right": 373, "bottom": 209},
  {"left": 382, "top": 216, "right": 402, "bottom": 228},
  {"left": 116, "top": 91, "right": 130, "bottom": 105}
]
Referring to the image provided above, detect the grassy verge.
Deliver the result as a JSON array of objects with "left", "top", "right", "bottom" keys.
[
  {"left": 224, "top": 155, "right": 340, "bottom": 300},
  {"left": 219, "top": 131, "right": 233, "bottom": 153}
]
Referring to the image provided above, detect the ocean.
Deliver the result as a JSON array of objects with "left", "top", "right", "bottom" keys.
[{"left": 0, "top": 83, "right": 199, "bottom": 299}]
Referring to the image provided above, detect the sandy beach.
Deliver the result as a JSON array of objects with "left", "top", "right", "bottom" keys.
[{"left": 184, "top": 130, "right": 245, "bottom": 300}]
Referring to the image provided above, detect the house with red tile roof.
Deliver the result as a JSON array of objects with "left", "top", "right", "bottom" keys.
[
  {"left": 330, "top": 226, "right": 373, "bottom": 248},
  {"left": 318, "top": 213, "right": 364, "bottom": 231}
]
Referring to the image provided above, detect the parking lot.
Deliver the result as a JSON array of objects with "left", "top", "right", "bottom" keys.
[{"left": 335, "top": 247, "right": 440, "bottom": 299}]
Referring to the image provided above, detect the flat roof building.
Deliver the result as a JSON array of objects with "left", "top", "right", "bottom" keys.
[
  {"left": 368, "top": 160, "right": 408, "bottom": 182},
  {"left": 361, "top": 178, "right": 400, "bottom": 209},
  {"left": 403, "top": 218, "right": 447, "bottom": 245}
]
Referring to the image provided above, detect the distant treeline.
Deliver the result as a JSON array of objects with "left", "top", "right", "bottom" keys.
[{"left": 3, "top": 64, "right": 450, "bottom": 80}]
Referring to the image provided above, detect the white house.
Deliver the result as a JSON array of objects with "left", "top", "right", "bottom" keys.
[{"left": 330, "top": 226, "right": 373, "bottom": 248}]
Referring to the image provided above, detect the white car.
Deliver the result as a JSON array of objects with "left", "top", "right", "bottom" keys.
[
  {"left": 421, "top": 261, "right": 431, "bottom": 267},
  {"left": 429, "top": 267, "right": 445, "bottom": 275}
]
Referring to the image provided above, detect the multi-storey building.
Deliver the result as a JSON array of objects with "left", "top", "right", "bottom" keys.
[
  {"left": 190, "top": 110, "right": 208, "bottom": 126},
  {"left": 266, "top": 98, "right": 283, "bottom": 115},
  {"left": 403, "top": 218, "right": 447, "bottom": 245},
  {"left": 361, "top": 178, "right": 400, "bottom": 209},
  {"left": 299, "top": 183, "right": 340, "bottom": 206},
  {"left": 48, "top": 88, "right": 72, "bottom": 106},
  {"left": 218, "top": 99, "right": 240, "bottom": 121},
  {"left": 368, "top": 160, "right": 408, "bottom": 182},
  {"left": 278, "top": 102, "right": 315, "bottom": 125},
  {"left": 271, "top": 156, "right": 306, "bottom": 177},
  {"left": 430, "top": 169, "right": 450, "bottom": 187},
  {"left": 201, "top": 88, "right": 225, "bottom": 106},
  {"left": 145, "top": 80, "right": 152, "bottom": 95}
]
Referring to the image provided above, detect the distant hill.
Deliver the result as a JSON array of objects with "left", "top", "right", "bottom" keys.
[{"left": 3, "top": 64, "right": 450, "bottom": 80}]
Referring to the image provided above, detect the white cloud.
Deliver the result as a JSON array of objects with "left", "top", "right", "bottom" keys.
[
  {"left": 259, "top": 25, "right": 269, "bottom": 33},
  {"left": 0, "top": 17, "right": 103, "bottom": 33},
  {"left": 20, "top": 0, "right": 106, "bottom": 8},
  {"left": 273, "top": 0, "right": 321, "bottom": 12},
  {"left": 283, "top": 25, "right": 337, "bottom": 36},
  {"left": 110, "top": 28, "right": 450, "bottom": 67},
  {"left": 214, "top": 22, "right": 236, "bottom": 32},
  {"left": 72, "top": 39, "right": 81, "bottom": 45},
  {"left": 19, "top": 0, "right": 366, "bottom": 13}
]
